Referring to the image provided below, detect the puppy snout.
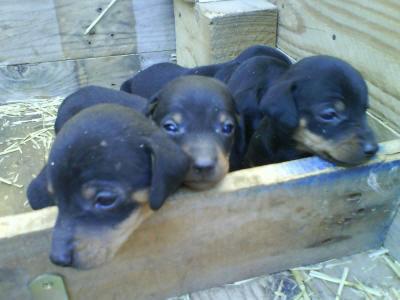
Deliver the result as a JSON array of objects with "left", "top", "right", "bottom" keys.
[
  {"left": 363, "top": 141, "right": 378, "bottom": 157},
  {"left": 193, "top": 157, "right": 216, "bottom": 174},
  {"left": 50, "top": 249, "right": 73, "bottom": 267},
  {"left": 51, "top": 216, "right": 74, "bottom": 267}
]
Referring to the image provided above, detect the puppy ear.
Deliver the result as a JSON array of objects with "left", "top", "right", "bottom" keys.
[
  {"left": 232, "top": 88, "right": 264, "bottom": 143},
  {"left": 259, "top": 80, "right": 298, "bottom": 132},
  {"left": 146, "top": 92, "right": 160, "bottom": 117},
  {"left": 120, "top": 78, "right": 133, "bottom": 93},
  {"left": 234, "top": 112, "right": 246, "bottom": 155},
  {"left": 26, "top": 165, "right": 55, "bottom": 209},
  {"left": 144, "top": 133, "right": 189, "bottom": 210},
  {"left": 229, "top": 116, "right": 246, "bottom": 171}
]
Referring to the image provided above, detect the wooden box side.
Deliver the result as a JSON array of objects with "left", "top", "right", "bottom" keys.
[{"left": 1, "top": 139, "right": 400, "bottom": 300}]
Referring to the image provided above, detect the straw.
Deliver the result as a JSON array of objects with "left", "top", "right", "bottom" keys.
[
  {"left": 309, "top": 271, "right": 382, "bottom": 297},
  {"left": 335, "top": 267, "right": 349, "bottom": 300},
  {"left": 84, "top": 0, "right": 119, "bottom": 35}
]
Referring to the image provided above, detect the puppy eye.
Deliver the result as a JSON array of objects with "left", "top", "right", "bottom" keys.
[
  {"left": 163, "top": 121, "right": 180, "bottom": 134},
  {"left": 221, "top": 122, "right": 235, "bottom": 135},
  {"left": 319, "top": 108, "right": 340, "bottom": 122},
  {"left": 94, "top": 191, "right": 119, "bottom": 210}
]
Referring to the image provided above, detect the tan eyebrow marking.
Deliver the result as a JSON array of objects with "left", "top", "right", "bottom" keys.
[
  {"left": 219, "top": 113, "right": 227, "bottom": 123},
  {"left": 171, "top": 113, "right": 182, "bottom": 124},
  {"left": 81, "top": 186, "right": 96, "bottom": 200},
  {"left": 131, "top": 188, "right": 149, "bottom": 204},
  {"left": 334, "top": 101, "right": 346, "bottom": 112}
]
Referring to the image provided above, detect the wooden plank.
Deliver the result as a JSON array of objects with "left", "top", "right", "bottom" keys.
[
  {"left": 273, "top": 0, "right": 400, "bottom": 132},
  {"left": 385, "top": 211, "right": 400, "bottom": 261},
  {"left": 367, "top": 112, "right": 400, "bottom": 143},
  {"left": 131, "top": 0, "right": 176, "bottom": 53},
  {"left": 174, "top": 0, "right": 277, "bottom": 67},
  {"left": 1, "top": 139, "right": 400, "bottom": 300},
  {"left": 0, "top": 0, "right": 175, "bottom": 65},
  {"left": 54, "top": 0, "right": 138, "bottom": 60},
  {"left": 0, "top": 50, "right": 173, "bottom": 102},
  {"left": 183, "top": 0, "right": 224, "bottom": 3},
  {"left": 0, "top": 0, "right": 64, "bottom": 65}
]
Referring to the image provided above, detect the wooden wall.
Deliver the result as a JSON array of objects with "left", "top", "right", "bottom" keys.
[
  {"left": 272, "top": 0, "right": 400, "bottom": 132},
  {"left": 0, "top": 0, "right": 175, "bottom": 102}
]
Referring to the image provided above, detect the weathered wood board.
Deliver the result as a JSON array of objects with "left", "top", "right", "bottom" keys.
[
  {"left": 0, "top": 0, "right": 175, "bottom": 65},
  {"left": 272, "top": 0, "right": 400, "bottom": 132},
  {"left": 0, "top": 0, "right": 176, "bottom": 102},
  {"left": 174, "top": 0, "right": 277, "bottom": 67},
  {"left": 385, "top": 210, "right": 400, "bottom": 262},
  {"left": 1, "top": 139, "right": 400, "bottom": 300},
  {"left": 0, "top": 51, "right": 172, "bottom": 102}
]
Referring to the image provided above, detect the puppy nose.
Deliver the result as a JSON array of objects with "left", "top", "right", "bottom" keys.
[
  {"left": 363, "top": 142, "right": 378, "bottom": 156},
  {"left": 193, "top": 157, "right": 216, "bottom": 173},
  {"left": 50, "top": 250, "right": 73, "bottom": 267}
]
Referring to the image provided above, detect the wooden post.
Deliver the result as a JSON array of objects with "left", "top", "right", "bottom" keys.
[{"left": 173, "top": 0, "right": 278, "bottom": 67}]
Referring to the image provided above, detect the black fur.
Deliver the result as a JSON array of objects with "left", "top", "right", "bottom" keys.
[
  {"left": 27, "top": 104, "right": 189, "bottom": 268},
  {"left": 54, "top": 86, "right": 148, "bottom": 133},
  {"left": 148, "top": 75, "right": 241, "bottom": 188},
  {"left": 232, "top": 55, "right": 378, "bottom": 166},
  {"left": 120, "top": 45, "right": 291, "bottom": 98}
]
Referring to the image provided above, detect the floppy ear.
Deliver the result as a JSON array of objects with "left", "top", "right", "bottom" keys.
[
  {"left": 145, "top": 92, "right": 160, "bottom": 117},
  {"left": 234, "top": 112, "right": 246, "bottom": 155},
  {"left": 26, "top": 165, "right": 55, "bottom": 209},
  {"left": 259, "top": 80, "right": 299, "bottom": 132},
  {"left": 232, "top": 87, "right": 266, "bottom": 143},
  {"left": 120, "top": 78, "right": 133, "bottom": 93},
  {"left": 144, "top": 132, "right": 190, "bottom": 210}
]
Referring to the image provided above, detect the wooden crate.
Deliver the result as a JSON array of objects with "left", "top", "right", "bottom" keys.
[{"left": 0, "top": 1, "right": 400, "bottom": 299}]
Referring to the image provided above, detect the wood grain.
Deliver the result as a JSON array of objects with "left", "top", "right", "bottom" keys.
[
  {"left": 1, "top": 139, "right": 400, "bottom": 300},
  {"left": 0, "top": 0, "right": 175, "bottom": 65},
  {"left": 273, "top": 0, "right": 400, "bottom": 131},
  {"left": 385, "top": 210, "right": 400, "bottom": 261},
  {"left": 174, "top": 0, "right": 277, "bottom": 67},
  {"left": 0, "top": 50, "right": 173, "bottom": 102}
]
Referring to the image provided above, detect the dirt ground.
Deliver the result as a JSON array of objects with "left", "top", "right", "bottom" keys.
[{"left": 1, "top": 100, "right": 400, "bottom": 299}]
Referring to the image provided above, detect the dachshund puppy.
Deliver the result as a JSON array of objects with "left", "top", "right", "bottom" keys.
[
  {"left": 27, "top": 104, "right": 189, "bottom": 269},
  {"left": 229, "top": 55, "right": 378, "bottom": 166},
  {"left": 120, "top": 45, "right": 291, "bottom": 98},
  {"left": 27, "top": 86, "right": 150, "bottom": 210},
  {"left": 54, "top": 85, "right": 148, "bottom": 133},
  {"left": 148, "top": 75, "right": 241, "bottom": 189}
]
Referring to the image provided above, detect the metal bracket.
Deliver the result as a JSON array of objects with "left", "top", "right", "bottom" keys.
[{"left": 29, "top": 273, "right": 69, "bottom": 300}]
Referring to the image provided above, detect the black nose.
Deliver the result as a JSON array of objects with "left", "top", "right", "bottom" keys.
[
  {"left": 193, "top": 157, "right": 216, "bottom": 173},
  {"left": 50, "top": 250, "right": 73, "bottom": 267},
  {"left": 363, "top": 142, "right": 378, "bottom": 156}
]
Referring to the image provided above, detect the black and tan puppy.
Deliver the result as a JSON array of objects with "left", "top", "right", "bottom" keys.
[
  {"left": 54, "top": 85, "right": 148, "bottom": 133},
  {"left": 231, "top": 55, "right": 378, "bottom": 166},
  {"left": 149, "top": 75, "right": 240, "bottom": 189},
  {"left": 120, "top": 45, "right": 291, "bottom": 98},
  {"left": 27, "top": 104, "right": 189, "bottom": 269},
  {"left": 27, "top": 86, "right": 150, "bottom": 210}
]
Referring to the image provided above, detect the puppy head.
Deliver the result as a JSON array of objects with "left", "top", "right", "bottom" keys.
[
  {"left": 260, "top": 55, "right": 378, "bottom": 166},
  {"left": 28, "top": 104, "right": 189, "bottom": 269},
  {"left": 148, "top": 75, "right": 238, "bottom": 189}
]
